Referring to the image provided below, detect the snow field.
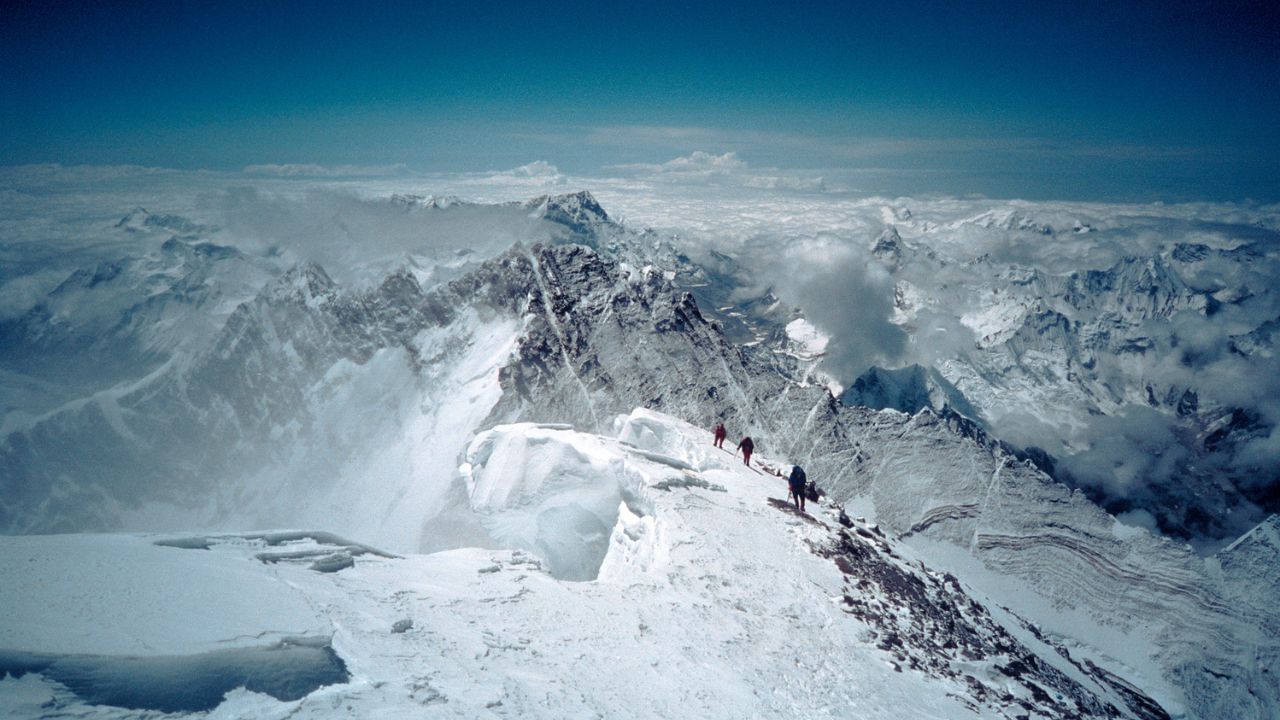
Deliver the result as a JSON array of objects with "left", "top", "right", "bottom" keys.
[
  {"left": 0, "top": 534, "right": 330, "bottom": 657},
  {"left": 0, "top": 533, "right": 353, "bottom": 715}
]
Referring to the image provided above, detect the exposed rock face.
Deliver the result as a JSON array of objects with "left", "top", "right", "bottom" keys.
[
  {"left": 871, "top": 226, "right": 904, "bottom": 266},
  {"left": 863, "top": 410, "right": 1279, "bottom": 720},
  {"left": 523, "top": 190, "right": 612, "bottom": 239},
  {"left": 817, "top": 517, "right": 1170, "bottom": 720}
]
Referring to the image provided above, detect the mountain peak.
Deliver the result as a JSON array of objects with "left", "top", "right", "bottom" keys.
[
  {"left": 264, "top": 262, "right": 338, "bottom": 307},
  {"left": 115, "top": 206, "right": 211, "bottom": 235},
  {"left": 115, "top": 207, "right": 153, "bottom": 232},
  {"left": 525, "top": 191, "right": 611, "bottom": 234},
  {"left": 389, "top": 193, "right": 466, "bottom": 210},
  {"left": 871, "top": 226, "right": 903, "bottom": 264},
  {"left": 842, "top": 364, "right": 982, "bottom": 422}
]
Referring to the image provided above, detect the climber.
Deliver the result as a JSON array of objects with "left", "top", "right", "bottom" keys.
[
  {"left": 804, "top": 478, "right": 824, "bottom": 505},
  {"left": 736, "top": 435, "right": 754, "bottom": 466},
  {"left": 713, "top": 422, "right": 727, "bottom": 448},
  {"left": 788, "top": 464, "right": 808, "bottom": 511}
]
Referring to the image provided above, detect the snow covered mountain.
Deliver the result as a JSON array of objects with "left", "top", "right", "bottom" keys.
[
  {"left": 842, "top": 364, "right": 982, "bottom": 421},
  {"left": 1, "top": 191, "right": 1277, "bottom": 718},
  {"left": 842, "top": 205, "right": 1280, "bottom": 543},
  {"left": 0, "top": 212, "right": 274, "bottom": 420}
]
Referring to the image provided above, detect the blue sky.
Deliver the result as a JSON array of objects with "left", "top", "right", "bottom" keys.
[{"left": 3, "top": 0, "right": 1278, "bottom": 201}]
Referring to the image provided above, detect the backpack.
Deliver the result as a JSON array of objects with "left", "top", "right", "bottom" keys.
[
  {"left": 804, "top": 481, "right": 822, "bottom": 502},
  {"left": 788, "top": 465, "right": 806, "bottom": 489}
]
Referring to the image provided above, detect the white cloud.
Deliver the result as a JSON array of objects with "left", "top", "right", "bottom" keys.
[
  {"left": 605, "top": 151, "right": 826, "bottom": 191},
  {"left": 610, "top": 150, "right": 747, "bottom": 176},
  {"left": 243, "top": 163, "right": 411, "bottom": 177},
  {"left": 0, "top": 269, "right": 67, "bottom": 322},
  {"left": 499, "top": 160, "right": 562, "bottom": 179}
]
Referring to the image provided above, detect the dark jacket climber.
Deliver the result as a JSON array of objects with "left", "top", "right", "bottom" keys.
[
  {"left": 713, "top": 422, "right": 727, "bottom": 448},
  {"left": 736, "top": 436, "right": 755, "bottom": 466},
  {"left": 788, "top": 465, "right": 808, "bottom": 511},
  {"left": 804, "top": 480, "right": 823, "bottom": 504}
]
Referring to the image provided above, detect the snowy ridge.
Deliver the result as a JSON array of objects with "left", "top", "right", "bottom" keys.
[
  {"left": 0, "top": 410, "right": 1169, "bottom": 718},
  {"left": 427, "top": 244, "right": 1257, "bottom": 716},
  {"left": 1, "top": 237, "right": 777, "bottom": 546}
]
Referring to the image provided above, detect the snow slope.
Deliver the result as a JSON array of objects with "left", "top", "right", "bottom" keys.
[{"left": 0, "top": 410, "right": 1169, "bottom": 719}]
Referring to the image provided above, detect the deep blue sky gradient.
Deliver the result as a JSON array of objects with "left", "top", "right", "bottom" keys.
[{"left": 3, "top": 0, "right": 1278, "bottom": 200}]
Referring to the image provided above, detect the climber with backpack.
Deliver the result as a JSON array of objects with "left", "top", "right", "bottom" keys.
[
  {"left": 713, "top": 421, "right": 727, "bottom": 448},
  {"left": 788, "top": 464, "right": 808, "bottom": 511},
  {"left": 804, "top": 477, "right": 824, "bottom": 505},
  {"left": 736, "top": 435, "right": 754, "bottom": 466}
]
